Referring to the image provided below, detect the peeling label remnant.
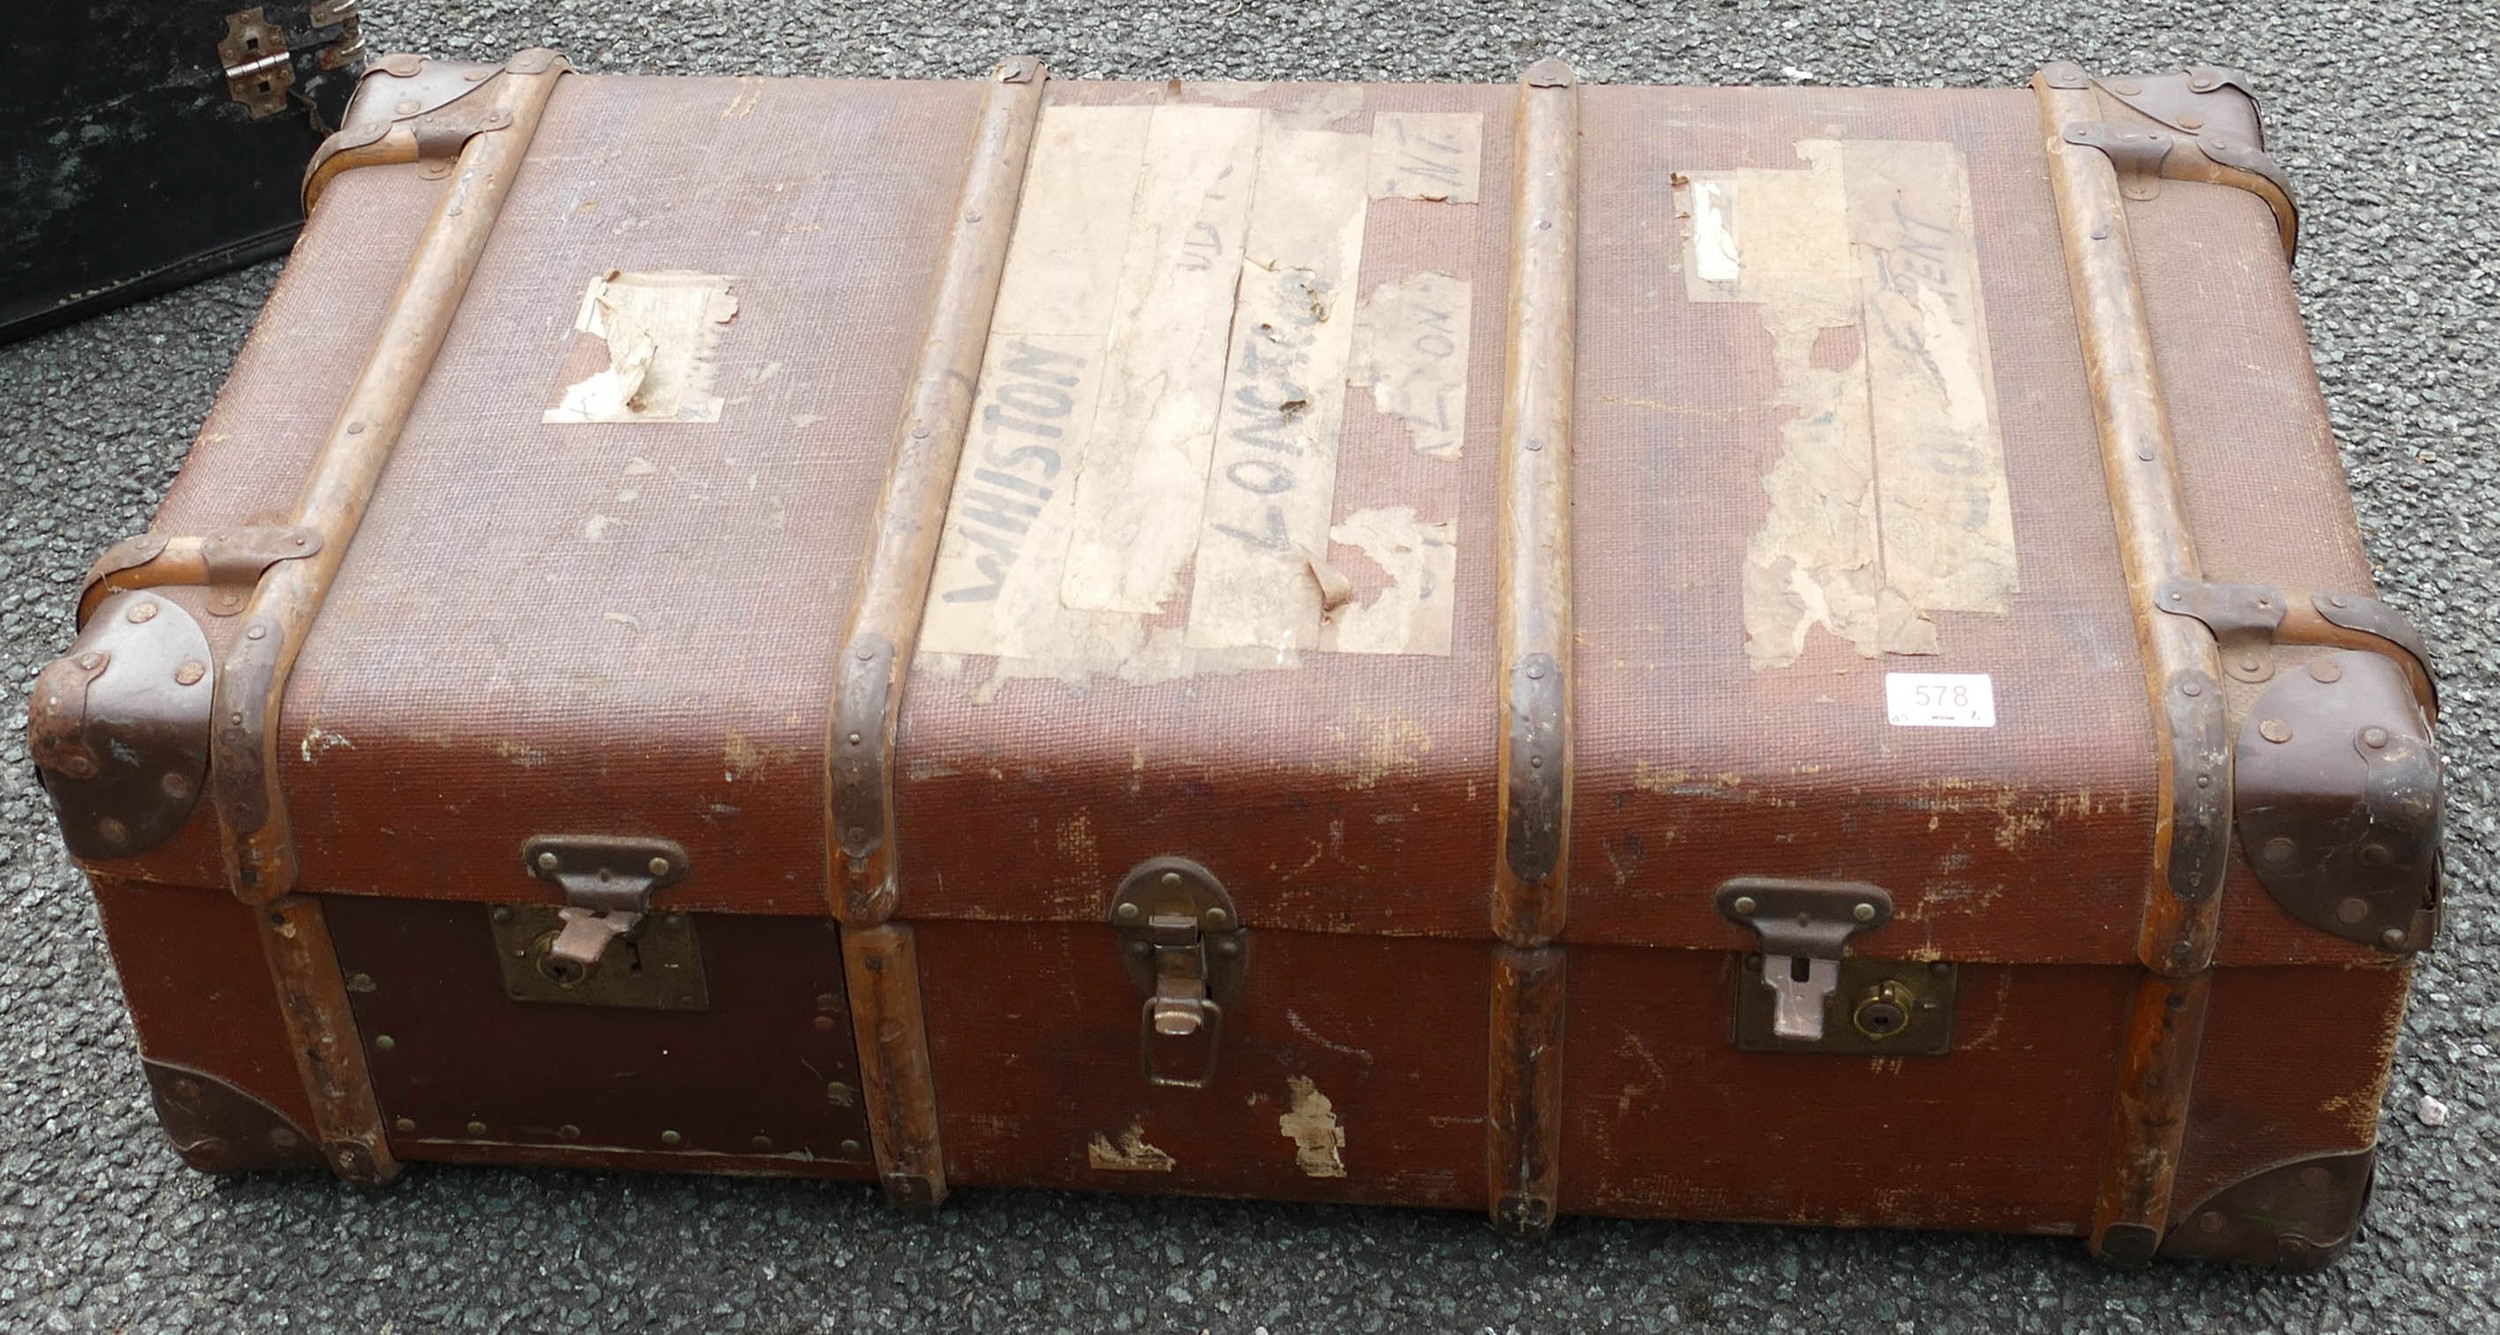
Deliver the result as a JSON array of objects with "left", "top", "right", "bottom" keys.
[
  {"left": 1086, "top": 1121, "right": 1178, "bottom": 1173},
  {"left": 1368, "top": 111, "right": 1483, "bottom": 203},
  {"left": 1278, "top": 1075, "right": 1348, "bottom": 1178},
  {"left": 1350, "top": 270, "right": 1473, "bottom": 460},
  {"left": 1680, "top": 141, "right": 2017, "bottom": 668},
  {"left": 546, "top": 271, "right": 739, "bottom": 425},
  {"left": 1321, "top": 506, "right": 1456, "bottom": 656},
  {"left": 920, "top": 99, "right": 1461, "bottom": 690}
]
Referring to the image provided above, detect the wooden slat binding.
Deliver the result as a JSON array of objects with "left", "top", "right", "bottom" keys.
[
  {"left": 2033, "top": 66, "right": 2228, "bottom": 1263},
  {"left": 826, "top": 56, "right": 1050, "bottom": 1211},
  {"left": 1485, "top": 57, "right": 1579, "bottom": 1236},
  {"left": 204, "top": 50, "right": 571, "bottom": 1187}
]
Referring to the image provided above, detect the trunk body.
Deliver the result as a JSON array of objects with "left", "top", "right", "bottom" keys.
[{"left": 33, "top": 56, "right": 2436, "bottom": 1269}]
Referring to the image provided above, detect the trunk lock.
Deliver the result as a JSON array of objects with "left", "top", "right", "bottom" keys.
[
  {"left": 1716, "top": 879, "right": 1955, "bottom": 1054},
  {"left": 1110, "top": 858, "right": 1248, "bottom": 1089},
  {"left": 522, "top": 835, "right": 690, "bottom": 969}
]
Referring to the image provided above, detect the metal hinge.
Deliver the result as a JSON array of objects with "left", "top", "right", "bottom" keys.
[
  {"left": 1715, "top": 878, "right": 1952, "bottom": 1053},
  {"left": 1110, "top": 858, "right": 1248, "bottom": 1089},
  {"left": 219, "top": 9, "right": 295, "bottom": 119}
]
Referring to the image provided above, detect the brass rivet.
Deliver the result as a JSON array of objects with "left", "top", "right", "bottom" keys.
[
  {"left": 75, "top": 653, "right": 103, "bottom": 671},
  {"left": 375, "top": 1035, "right": 396, "bottom": 1051},
  {"left": 1528, "top": 755, "right": 1543, "bottom": 769},
  {"left": 466, "top": 1120, "right": 488, "bottom": 1136},
  {"left": 2114, "top": 82, "right": 2141, "bottom": 96},
  {"left": 1115, "top": 902, "right": 1141, "bottom": 923},
  {"left": 346, "top": 421, "right": 366, "bottom": 435},
  {"left": 2360, "top": 844, "right": 2392, "bottom": 868},
  {"left": 2263, "top": 837, "right": 2297, "bottom": 865},
  {"left": 2299, "top": 1165, "right": 2332, "bottom": 1190},
  {"left": 1204, "top": 908, "right": 1230, "bottom": 930},
  {"left": 173, "top": 1079, "right": 200, "bottom": 1099},
  {"left": 840, "top": 1138, "right": 862, "bottom": 1155},
  {"left": 2327, "top": 595, "right": 2349, "bottom": 609},
  {"left": 393, "top": 1118, "right": 416, "bottom": 1133},
  {"left": 2258, "top": 718, "right": 2292, "bottom": 744},
  {"left": 2167, "top": 590, "right": 2183, "bottom": 602},
  {"left": 752, "top": 1135, "right": 773, "bottom": 1151},
  {"left": 2197, "top": 1210, "right": 2226, "bottom": 1234},
  {"left": 126, "top": 602, "right": 158, "bottom": 623},
  {"left": 175, "top": 660, "right": 206, "bottom": 686},
  {"left": 2180, "top": 680, "right": 2203, "bottom": 697},
  {"left": 347, "top": 972, "right": 376, "bottom": 992},
  {"left": 2336, "top": 896, "right": 2370, "bottom": 924},
  {"left": 558, "top": 1124, "right": 581, "bottom": 1140},
  {"left": 2179, "top": 115, "right": 2205, "bottom": 131},
  {"left": 813, "top": 1015, "right": 836, "bottom": 1031},
  {"left": 2195, "top": 774, "right": 2212, "bottom": 789},
  {"left": 96, "top": 818, "right": 127, "bottom": 844},
  {"left": 492, "top": 905, "right": 514, "bottom": 923},
  {"left": 815, "top": 992, "right": 838, "bottom": 1012},
  {"left": 847, "top": 732, "right": 863, "bottom": 746},
  {"left": 1161, "top": 871, "right": 1184, "bottom": 888},
  {"left": 2361, "top": 727, "right": 2389, "bottom": 750},
  {"left": 2309, "top": 660, "right": 2343, "bottom": 684},
  {"left": 1851, "top": 903, "right": 1876, "bottom": 923},
  {"left": 161, "top": 773, "right": 192, "bottom": 799},
  {"left": 1929, "top": 961, "right": 1952, "bottom": 977},
  {"left": 2238, "top": 657, "right": 2261, "bottom": 673},
  {"left": 395, "top": 98, "right": 421, "bottom": 115},
  {"left": 535, "top": 852, "right": 560, "bottom": 872},
  {"left": 1526, "top": 663, "right": 1545, "bottom": 680},
  {"left": 2380, "top": 928, "right": 2408, "bottom": 950},
  {"left": 855, "top": 645, "right": 875, "bottom": 661},
  {"left": 648, "top": 856, "right": 671, "bottom": 877},
  {"left": 1731, "top": 895, "right": 1758, "bottom": 916},
  {"left": 660, "top": 1130, "right": 683, "bottom": 1147},
  {"left": 245, "top": 624, "right": 267, "bottom": 640}
]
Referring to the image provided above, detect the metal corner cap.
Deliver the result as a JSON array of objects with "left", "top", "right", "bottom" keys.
[
  {"left": 2037, "top": 61, "right": 2091, "bottom": 89},
  {"left": 1523, "top": 57, "right": 1578, "bottom": 89}
]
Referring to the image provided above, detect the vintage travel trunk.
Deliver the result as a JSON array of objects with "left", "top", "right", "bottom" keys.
[
  {"left": 27, "top": 51, "right": 2443, "bottom": 1268},
  {"left": 2, "top": 3, "right": 367, "bottom": 342}
]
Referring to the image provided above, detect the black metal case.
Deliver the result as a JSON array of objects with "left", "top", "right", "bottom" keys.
[{"left": 2, "top": 2, "right": 365, "bottom": 342}]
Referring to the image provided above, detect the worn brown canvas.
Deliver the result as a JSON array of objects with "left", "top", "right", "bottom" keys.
[{"left": 27, "top": 49, "right": 2440, "bottom": 1269}]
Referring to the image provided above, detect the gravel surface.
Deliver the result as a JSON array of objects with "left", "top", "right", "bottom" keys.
[{"left": 4, "top": 1, "right": 2495, "bottom": 1330}]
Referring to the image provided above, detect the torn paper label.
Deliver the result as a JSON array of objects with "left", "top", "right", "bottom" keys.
[
  {"left": 1368, "top": 111, "right": 1482, "bottom": 203},
  {"left": 545, "top": 271, "right": 737, "bottom": 424},
  {"left": 1186, "top": 124, "right": 1371, "bottom": 654},
  {"left": 1350, "top": 271, "right": 1473, "bottom": 460},
  {"left": 1057, "top": 106, "right": 1264, "bottom": 616},
  {"left": 1682, "top": 141, "right": 2018, "bottom": 668},
  {"left": 1279, "top": 1075, "right": 1348, "bottom": 1178},
  {"left": 1086, "top": 1121, "right": 1178, "bottom": 1172},
  {"left": 920, "top": 101, "right": 1457, "bottom": 690},
  {"left": 1320, "top": 506, "right": 1456, "bottom": 656}
]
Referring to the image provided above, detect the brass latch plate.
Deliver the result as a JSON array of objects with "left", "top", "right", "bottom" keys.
[
  {"left": 1731, "top": 955, "right": 1958, "bottom": 1056},
  {"left": 490, "top": 904, "right": 707, "bottom": 1011}
]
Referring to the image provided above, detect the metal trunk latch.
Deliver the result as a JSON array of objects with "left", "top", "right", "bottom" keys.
[
  {"left": 1716, "top": 878, "right": 1940, "bottom": 1050},
  {"left": 521, "top": 835, "right": 690, "bottom": 969},
  {"left": 1110, "top": 858, "right": 1248, "bottom": 1089}
]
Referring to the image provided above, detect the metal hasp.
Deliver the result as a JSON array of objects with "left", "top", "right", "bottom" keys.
[
  {"left": 2236, "top": 651, "right": 2442, "bottom": 953},
  {"left": 1111, "top": 858, "right": 1248, "bottom": 1089},
  {"left": 1715, "top": 878, "right": 1895, "bottom": 1045},
  {"left": 520, "top": 835, "right": 692, "bottom": 971},
  {"left": 27, "top": 592, "right": 217, "bottom": 860}
]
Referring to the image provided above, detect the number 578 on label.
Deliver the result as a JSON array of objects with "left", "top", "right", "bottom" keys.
[{"left": 1886, "top": 673, "right": 1996, "bottom": 728}]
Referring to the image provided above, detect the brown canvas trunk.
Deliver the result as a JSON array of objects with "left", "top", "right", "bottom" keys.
[{"left": 28, "top": 50, "right": 2443, "bottom": 1268}]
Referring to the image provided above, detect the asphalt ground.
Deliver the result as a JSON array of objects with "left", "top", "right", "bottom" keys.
[{"left": 3, "top": 1, "right": 2495, "bottom": 1330}]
